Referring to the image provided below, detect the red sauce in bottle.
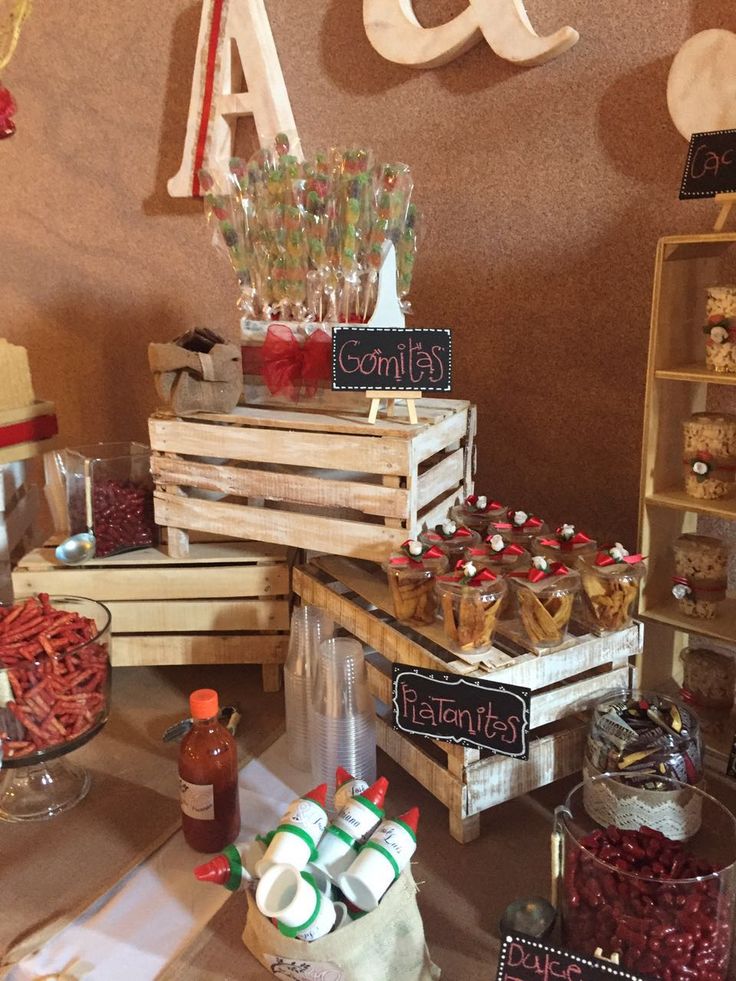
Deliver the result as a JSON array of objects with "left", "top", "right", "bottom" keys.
[{"left": 179, "top": 688, "right": 240, "bottom": 853}]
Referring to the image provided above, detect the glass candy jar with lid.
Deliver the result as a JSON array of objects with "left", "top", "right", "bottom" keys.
[
  {"left": 449, "top": 495, "right": 506, "bottom": 536},
  {"left": 383, "top": 540, "right": 448, "bottom": 626},
  {"left": 578, "top": 543, "right": 645, "bottom": 635},
  {"left": 682, "top": 412, "right": 736, "bottom": 500},
  {"left": 680, "top": 646, "right": 736, "bottom": 711},
  {"left": 435, "top": 560, "right": 507, "bottom": 654},
  {"left": 507, "top": 556, "right": 580, "bottom": 650},
  {"left": 418, "top": 519, "right": 480, "bottom": 568},
  {"left": 672, "top": 533, "right": 728, "bottom": 619},
  {"left": 532, "top": 523, "right": 597, "bottom": 568}
]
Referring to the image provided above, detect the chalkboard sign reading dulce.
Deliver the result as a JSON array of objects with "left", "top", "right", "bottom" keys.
[
  {"left": 331, "top": 327, "right": 452, "bottom": 391},
  {"left": 392, "top": 664, "right": 530, "bottom": 758},
  {"left": 680, "top": 129, "right": 736, "bottom": 199},
  {"left": 496, "top": 935, "right": 650, "bottom": 981}
]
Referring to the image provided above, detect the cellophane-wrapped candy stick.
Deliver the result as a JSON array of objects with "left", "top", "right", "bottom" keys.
[{"left": 398, "top": 202, "right": 419, "bottom": 313}]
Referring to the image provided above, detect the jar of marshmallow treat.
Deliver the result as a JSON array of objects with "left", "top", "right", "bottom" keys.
[
  {"left": 449, "top": 495, "right": 506, "bottom": 537},
  {"left": 418, "top": 519, "right": 481, "bottom": 568},
  {"left": 704, "top": 285, "right": 736, "bottom": 374}
]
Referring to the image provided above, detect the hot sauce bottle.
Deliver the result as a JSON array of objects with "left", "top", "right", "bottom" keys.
[{"left": 179, "top": 688, "right": 241, "bottom": 853}]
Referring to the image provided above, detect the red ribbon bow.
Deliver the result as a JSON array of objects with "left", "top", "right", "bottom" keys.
[
  {"left": 542, "top": 528, "right": 594, "bottom": 552},
  {"left": 390, "top": 542, "right": 445, "bottom": 567},
  {"left": 439, "top": 561, "right": 498, "bottom": 588},
  {"left": 509, "top": 561, "right": 570, "bottom": 583},
  {"left": 506, "top": 511, "right": 544, "bottom": 532},
  {"left": 465, "top": 495, "right": 503, "bottom": 513},
  {"left": 426, "top": 526, "right": 474, "bottom": 541},
  {"left": 483, "top": 538, "right": 526, "bottom": 558},
  {"left": 258, "top": 324, "right": 332, "bottom": 401},
  {"left": 595, "top": 549, "right": 644, "bottom": 567}
]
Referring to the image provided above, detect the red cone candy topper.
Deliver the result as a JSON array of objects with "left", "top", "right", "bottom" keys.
[
  {"left": 305, "top": 783, "right": 328, "bottom": 808},
  {"left": 194, "top": 854, "right": 230, "bottom": 885},
  {"left": 360, "top": 777, "right": 389, "bottom": 809},
  {"left": 336, "top": 767, "right": 354, "bottom": 787},
  {"left": 397, "top": 806, "right": 420, "bottom": 836}
]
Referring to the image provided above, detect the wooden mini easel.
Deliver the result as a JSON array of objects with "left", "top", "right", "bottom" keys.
[
  {"left": 367, "top": 391, "right": 422, "bottom": 424},
  {"left": 713, "top": 192, "right": 736, "bottom": 231}
]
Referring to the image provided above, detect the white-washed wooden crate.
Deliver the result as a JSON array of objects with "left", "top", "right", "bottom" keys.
[
  {"left": 12, "top": 538, "right": 290, "bottom": 691},
  {"left": 148, "top": 400, "right": 475, "bottom": 561},
  {"left": 0, "top": 461, "right": 40, "bottom": 605},
  {"left": 293, "top": 556, "right": 641, "bottom": 843}
]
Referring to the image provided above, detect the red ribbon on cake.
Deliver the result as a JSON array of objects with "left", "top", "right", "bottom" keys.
[{"left": 242, "top": 324, "right": 332, "bottom": 400}]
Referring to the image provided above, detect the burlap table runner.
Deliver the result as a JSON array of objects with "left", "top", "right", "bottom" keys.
[{"left": 0, "top": 663, "right": 285, "bottom": 969}]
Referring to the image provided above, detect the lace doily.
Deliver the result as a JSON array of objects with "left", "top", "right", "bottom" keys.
[{"left": 582, "top": 766, "right": 703, "bottom": 841}]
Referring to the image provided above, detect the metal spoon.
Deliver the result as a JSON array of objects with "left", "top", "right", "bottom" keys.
[{"left": 55, "top": 461, "right": 96, "bottom": 565}]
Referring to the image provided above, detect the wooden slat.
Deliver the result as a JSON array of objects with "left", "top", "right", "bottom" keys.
[
  {"left": 111, "top": 633, "right": 287, "bottom": 667},
  {"left": 105, "top": 597, "right": 289, "bottom": 633},
  {"left": 150, "top": 416, "right": 411, "bottom": 476},
  {"left": 16, "top": 541, "right": 287, "bottom": 571},
  {"left": 530, "top": 665, "right": 631, "bottom": 728},
  {"left": 646, "top": 487, "right": 736, "bottom": 521},
  {"left": 655, "top": 363, "right": 736, "bottom": 386},
  {"left": 12, "top": 561, "right": 289, "bottom": 601},
  {"left": 2, "top": 485, "right": 38, "bottom": 561},
  {"left": 415, "top": 449, "right": 464, "bottom": 510},
  {"left": 375, "top": 714, "right": 461, "bottom": 812},
  {"left": 151, "top": 455, "right": 409, "bottom": 519},
  {"left": 154, "top": 493, "right": 406, "bottom": 560},
  {"left": 465, "top": 721, "right": 587, "bottom": 813},
  {"left": 0, "top": 400, "right": 56, "bottom": 426},
  {"left": 417, "top": 486, "right": 464, "bottom": 528},
  {"left": 172, "top": 398, "right": 468, "bottom": 437},
  {"left": 410, "top": 407, "right": 468, "bottom": 466},
  {"left": 0, "top": 461, "right": 25, "bottom": 512}
]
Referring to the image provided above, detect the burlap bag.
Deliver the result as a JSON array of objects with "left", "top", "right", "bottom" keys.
[
  {"left": 148, "top": 341, "right": 241, "bottom": 414},
  {"left": 242, "top": 866, "right": 441, "bottom": 981}
]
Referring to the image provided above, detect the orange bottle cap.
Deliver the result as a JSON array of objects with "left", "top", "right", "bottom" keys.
[{"left": 190, "top": 688, "right": 219, "bottom": 720}]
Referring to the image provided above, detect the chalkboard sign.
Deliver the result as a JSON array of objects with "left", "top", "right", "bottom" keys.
[
  {"left": 392, "top": 664, "right": 530, "bottom": 758},
  {"left": 680, "top": 129, "right": 736, "bottom": 199},
  {"left": 496, "top": 935, "right": 650, "bottom": 981},
  {"left": 331, "top": 327, "right": 452, "bottom": 391}
]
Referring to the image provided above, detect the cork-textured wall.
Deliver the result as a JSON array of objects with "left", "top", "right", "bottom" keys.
[{"left": 3, "top": 1, "right": 734, "bottom": 543}]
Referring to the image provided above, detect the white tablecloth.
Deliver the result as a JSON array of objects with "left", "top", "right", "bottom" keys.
[{"left": 7, "top": 736, "right": 312, "bottom": 981}]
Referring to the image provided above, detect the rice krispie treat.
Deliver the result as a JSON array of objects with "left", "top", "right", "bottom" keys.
[
  {"left": 682, "top": 411, "right": 736, "bottom": 500},
  {"left": 672, "top": 533, "right": 728, "bottom": 619},
  {"left": 704, "top": 286, "right": 736, "bottom": 374}
]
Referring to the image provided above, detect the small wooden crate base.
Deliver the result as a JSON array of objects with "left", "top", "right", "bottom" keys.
[
  {"left": 293, "top": 556, "right": 641, "bottom": 842},
  {"left": 0, "top": 460, "right": 40, "bottom": 605},
  {"left": 149, "top": 400, "right": 475, "bottom": 561},
  {"left": 12, "top": 538, "right": 290, "bottom": 691}
]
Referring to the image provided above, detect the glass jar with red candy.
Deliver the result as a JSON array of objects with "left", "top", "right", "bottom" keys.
[
  {"left": 555, "top": 772, "right": 736, "bottom": 981},
  {"left": 64, "top": 443, "right": 157, "bottom": 558}
]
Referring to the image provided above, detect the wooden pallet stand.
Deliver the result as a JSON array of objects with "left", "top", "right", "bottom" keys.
[
  {"left": 294, "top": 556, "right": 640, "bottom": 843},
  {"left": 12, "top": 538, "right": 290, "bottom": 691},
  {"left": 149, "top": 399, "right": 476, "bottom": 561}
]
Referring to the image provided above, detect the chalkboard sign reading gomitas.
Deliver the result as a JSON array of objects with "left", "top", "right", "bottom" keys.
[
  {"left": 332, "top": 327, "right": 452, "bottom": 391},
  {"left": 496, "top": 935, "right": 650, "bottom": 981},
  {"left": 392, "top": 664, "right": 530, "bottom": 758},
  {"left": 680, "top": 129, "right": 736, "bottom": 199}
]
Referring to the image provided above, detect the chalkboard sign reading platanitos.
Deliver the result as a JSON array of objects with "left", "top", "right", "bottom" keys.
[
  {"left": 496, "top": 935, "right": 651, "bottom": 981},
  {"left": 332, "top": 327, "right": 452, "bottom": 391},
  {"left": 680, "top": 129, "right": 736, "bottom": 199},
  {"left": 392, "top": 664, "right": 530, "bottom": 758}
]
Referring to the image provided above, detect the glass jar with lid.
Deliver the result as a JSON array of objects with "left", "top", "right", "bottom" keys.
[{"left": 682, "top": 412, "right": 736, "bottom": 500}]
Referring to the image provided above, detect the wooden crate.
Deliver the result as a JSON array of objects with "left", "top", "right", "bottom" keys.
[
  {"left": 12, "top": 539, "right": 291, "bottom": 691},
  {"left": 293, "top": 556, "right": 641, "bottom": 843},
  {"left": 148, "top": 400, "right": 476, "bottom": 561},
  {"left": 0, "top": 461, "right": 40, "bottom": 605}
]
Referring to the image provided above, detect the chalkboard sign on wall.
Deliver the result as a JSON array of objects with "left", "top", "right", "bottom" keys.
[
  {"left": 392, "top": 664, "right": 530, "bottom": 758},
  {"left": 496, "top": 934, "right": 650, "bottom": 981},
  {"left": 680, "top": 129, "right": 736, "bottom": 199},
  {"left": 332, "top": 327, "right": 452, "bottom": 391}
]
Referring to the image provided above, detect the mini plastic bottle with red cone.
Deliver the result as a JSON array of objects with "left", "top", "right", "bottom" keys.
[{"left": 337, "top": 807, "right": 420, "bottom": 911}]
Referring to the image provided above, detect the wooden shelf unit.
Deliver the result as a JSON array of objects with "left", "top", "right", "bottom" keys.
[
  {"left": 639, "top": 229, "right": 736, "bottom": 689},
  {"left": 294, "top": 555, "right": 640, "bottom": 843}
]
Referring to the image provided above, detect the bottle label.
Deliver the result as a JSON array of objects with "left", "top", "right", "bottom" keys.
[
  {"left": 280, "top": 798, "right": 327, "bottom": 844},
  {"left": 333, "top": 799, "right": 380, "bottom": 843},
  {"left": 263, "top": 955, "right": 344, "bottom": 981},
  {"left": 334, "top": 778, "right": 368, "bottom": 812},
  {"left": 180, "top": 778, "right": 215, "bottom": 820},
  {"left": 369, "top": 820, "right": 415, "bottom": 869}
]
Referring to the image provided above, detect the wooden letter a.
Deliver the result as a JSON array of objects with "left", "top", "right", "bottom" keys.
[{"left": 168, "top": 0, "right": 302, "bottom": 198}]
